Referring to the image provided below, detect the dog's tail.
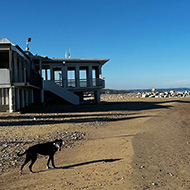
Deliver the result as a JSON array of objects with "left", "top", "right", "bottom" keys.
[{"left": 17, "top": 150, "right": 27, "bottom": 157}]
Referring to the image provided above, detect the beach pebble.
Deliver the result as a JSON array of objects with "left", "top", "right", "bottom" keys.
[{"left": 140, "top": 165, "right": 145, "bottom": 169}]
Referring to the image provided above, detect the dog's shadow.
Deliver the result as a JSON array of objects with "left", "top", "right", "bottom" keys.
[{"left": 37, "top": 158, "right": 122, "bottom": 173}]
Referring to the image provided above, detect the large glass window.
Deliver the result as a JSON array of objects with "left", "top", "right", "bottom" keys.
[
  {"left": 67, "top": 69, "right": 75, "bottom": 87},
  {"left": 79, "top": 69, "right": 87, "bottom": 87}
]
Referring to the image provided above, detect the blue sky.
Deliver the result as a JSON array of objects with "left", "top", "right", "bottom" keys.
[{"left": 1, "top": 0, "right": 190, "bottom": 90}]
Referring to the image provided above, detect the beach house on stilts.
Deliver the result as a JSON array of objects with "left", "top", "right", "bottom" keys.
[
  {"left": 32, "top": 56, "right": 109, "bottom": 105},
  {"left": 0, "top": 38, "right": 109, "bottom": 112},
  {"left": 0, "top": 38, "right": 42, "bottom": 112}
]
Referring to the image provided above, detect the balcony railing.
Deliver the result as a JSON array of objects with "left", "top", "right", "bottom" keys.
[
  {"left": 53, "top": 78, "right": 105, "bottom": 89},
  {"left": 0, "top": 69, "right": 10, "bottom": 85},
  {"left": 3, "top": 68, "right": 42, "bottom": 89}
]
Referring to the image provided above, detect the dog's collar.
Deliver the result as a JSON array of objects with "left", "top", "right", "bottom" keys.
[{"left": 53, "top": 143, "right": 61, "bottom": 151}]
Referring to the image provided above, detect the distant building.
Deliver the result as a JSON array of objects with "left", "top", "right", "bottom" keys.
[{"left": 0, "top": 38, "right": 109, "bottom": 112}]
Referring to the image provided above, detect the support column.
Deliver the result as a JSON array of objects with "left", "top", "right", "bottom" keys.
[
  {"left": 9, "top": 87, "right": 15, "bottom": 113},
  {"left": 2, "top": 89, "right": 4, "bottom": 105},
  {"left": 21, "top": 89, "right": 25, "bottom": 108},
  {"left": 13, "top": 52, "right": 18, "bottom": 82},
  {"left": 75, "top": 66, "right": 80, "bottom": 88},
  {"left": 16, "top": 88, "right": 20, "bottom": 110},
  {"left": 21, "top": 59, "right": 24, "bottom": 82},
  {"left": 31, "top": 89, "right": 34, "bottom": 104},
  {"left": 5, "top": 88, "right": 9, "bottom": 105},
  {"left": 17, "top": 56, "right": 20, "bottom": 82},
  {"left": 95, "top": 90, "right": 101, "bottom": 104},
  {"left": 39, "top": 59, "right": 42, "bottom": 76},
  {"left": 18, "top": 56, "right": 23, "bottom": 82},
  {"left": 98, "top": 65, "right": 102, "bottom": 78},
  {"left": 41, "top": 87, "right": 44, "bottom": 103},
  {"left": 39, "top": 60, "right": 44, "bottom": 103},
  {"left": 62, "top": 65, "right": 67, "bottom": 88},
  {"left": 45, "top": 69, "right": 48, "bottom": 80},
  {"left": 50, "top": 65, "right": 54, "bottom": 81},
  {"left": 88, "top": 66, "right": 93, "bottom": 87},
  {"left": 25, "top": 90, "right": 29, "bottom": 106},
  {"left": 23, "top": 60, "right": 28, "bottom": 84},
  {"left": 96, "top": 65, "right": 102, "bottom": 86},
  {"left": 0, "top": 89, "right": 2, "bottom": 105},
  {"left": 9, "top": 50, "right": 13, "bottom": 83}
]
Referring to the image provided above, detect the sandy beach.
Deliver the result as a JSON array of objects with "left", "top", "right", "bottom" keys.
[{"left": 1, "top": 95, "right": 190, "bottom": 189}]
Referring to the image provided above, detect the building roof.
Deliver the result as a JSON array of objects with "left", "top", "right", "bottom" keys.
[
  {"left": 0, "top": 38, "right": 109, "bottom": 65},
  {"left": 0, "top": 38, "right": 14, "bottom": 45},
  {"left": 0, "top": 38, "right": 30, "bottom": 61},
  {"left": 32, "top": 56, "right": 109, "bottom": 65}
]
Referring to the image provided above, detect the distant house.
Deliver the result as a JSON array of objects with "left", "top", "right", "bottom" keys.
[{"left": 0, "top": 38, "right": 109, "bottom": 112}]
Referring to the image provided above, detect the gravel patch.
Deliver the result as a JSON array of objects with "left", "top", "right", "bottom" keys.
[{"left": 0, "top": 131, "right": 85, "bottom": 174}]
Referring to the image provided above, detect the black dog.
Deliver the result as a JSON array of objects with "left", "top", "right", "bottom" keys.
[{"left": 17, "top": 139, "right": 63, "bottom": 174}]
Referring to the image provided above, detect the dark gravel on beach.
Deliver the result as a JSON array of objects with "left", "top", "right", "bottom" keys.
[{"left": 0, "top": 131, "right": 85, "bottom": 174}]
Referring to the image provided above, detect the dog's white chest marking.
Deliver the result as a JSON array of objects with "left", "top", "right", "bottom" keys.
[{"left": 53, "top": 143, "right": 61, "bottom": 151}]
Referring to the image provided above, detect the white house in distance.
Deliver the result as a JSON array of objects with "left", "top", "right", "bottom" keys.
[{"left": 0, "top": 38, "right": 109, "bottom": 112}]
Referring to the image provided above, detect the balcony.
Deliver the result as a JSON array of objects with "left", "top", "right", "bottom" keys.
[
  {"left": 52, "top": 78, "right": 105, "bottom": 90},
  {"left": 11, "top": 68, "right": 42, "bottom": 89},
  {"left": 0, "top": 69, "right": 10, "bottom": 87}
]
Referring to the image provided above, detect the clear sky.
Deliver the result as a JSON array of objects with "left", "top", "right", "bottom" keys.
[{"left": 1, "top": 0, "right": 190, "bottom": 90}]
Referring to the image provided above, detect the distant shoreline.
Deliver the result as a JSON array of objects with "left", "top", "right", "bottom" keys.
[{"left": 101, "top": 88, "right": 190, "bottom": 94}]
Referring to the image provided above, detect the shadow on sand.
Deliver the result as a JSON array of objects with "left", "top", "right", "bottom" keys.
[
  {"left": 1, "top": 100, "right": 189, "bottom": 127},
  {"left": 24, "top": 100, "right": 176, "bottom": 113},
  {"left": 23, "top": 99, "right": 190, "bottom": 114},
  {"left": 0, "top": 100, "right": 185, "bottom": 127},
  {"left": 36, "top": 158, "right": 122, "bottom": 173},
  {"left": 0, "top": 115, "right": 158, "bottom": 127}
]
